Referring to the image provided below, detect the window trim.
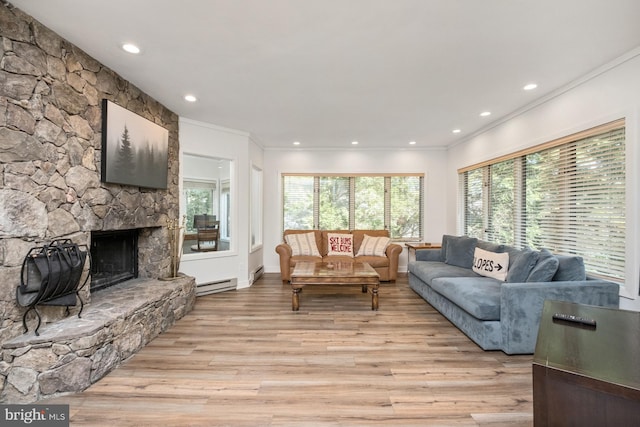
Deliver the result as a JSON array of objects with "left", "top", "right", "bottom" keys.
[{"left": 458, "top": 119, "right": 625, "bottom": 174}]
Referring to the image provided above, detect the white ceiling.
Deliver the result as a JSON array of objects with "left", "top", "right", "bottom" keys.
[{"left": 9, "top": 0, "right": 640, "bottom": 149}]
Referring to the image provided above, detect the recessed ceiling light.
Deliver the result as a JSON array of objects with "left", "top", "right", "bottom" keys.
[
  {"left": 452, "top": 129, "right": 461, "bottom": 134},
  {"left": 409, "top": 141, "right": 416, "bottom": 145},
  {"left": 351, "top": 141, "right": 359, "bottom": 145},
  {"left": 523, "top": 83, "right": 538, "bottom": 91},
  {"left": 184, "top": 94, "right": 197, "bottom": 102},
  {"left": 122, "top": 43, "right": 140, "bottom": 54},
  {"left": 480, "top": 111, "right": 491, "bottom": 117},
  {"left": 293, "top": 141, "right": 300, "bottom": 145}
]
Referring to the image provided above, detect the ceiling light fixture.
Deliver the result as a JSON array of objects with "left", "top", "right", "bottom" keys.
[
  {"left": 480, "top": 111, "right": 491, "bottom": 117},
  {"left": 351, "top": 141, "right": 359, "bottom": 145},
  {"left": 184, "top": 94, "right": 197, "bottom": 102},
  {"left": 523, "top": 83, "right": 538, "bottom": 91},
  {"left": 122, "top": 43, "right": 140, "bottom": 54},
  {"left": 293, "top": 141, "right": 300, "bottom": 145},
  {"left": 452, "top": 129, "right": 461, "bottom": 134},
  {"left": 409, "top": 141, "right": 416, "bottom": 145}
]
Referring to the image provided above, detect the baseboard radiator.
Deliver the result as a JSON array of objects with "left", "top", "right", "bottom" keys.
[
  {"left": 196, "top": 278, "right": 237, "bottom": 296},
  {"left": 250, "top": 265, "right": 264, "bottom": 284}
]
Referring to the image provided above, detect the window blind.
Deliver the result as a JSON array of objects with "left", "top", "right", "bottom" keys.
[
  {"left": 282, "top": 175, "right": 314, "bottom": 229},
  {"left": 523, "top": 127, "right": 626, "bottom": 280},
  {"left": 458, "top": 121, "right": 626, "bottom": 282}
]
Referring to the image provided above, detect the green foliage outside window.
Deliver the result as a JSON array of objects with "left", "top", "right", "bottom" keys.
[
  {"left": 283, "top": 174, "right": 423, "bottom": 239},
  {"left": 185, "top": 188, "right": 214, "bottom": 233},
  {"left": 319, "top": 177, "right": 350, "bottom": 229}
]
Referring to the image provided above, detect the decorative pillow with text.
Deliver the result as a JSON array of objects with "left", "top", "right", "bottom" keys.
[
  {"left": 356, "top": 234, "right": 390, "bottom": 257},
  {"left": 285, "top": 232, "right": 321, "bottom": 257},
  {"left": 472, "top": 247, "right": 509, "bottom": 281},
  {"left": 327, "top": 233, "right": 354, "bottom": 257}
]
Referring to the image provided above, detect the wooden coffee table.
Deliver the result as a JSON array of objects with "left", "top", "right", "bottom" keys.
[{"left": 290, "top": 261, "right": 380, "bottom": 311}]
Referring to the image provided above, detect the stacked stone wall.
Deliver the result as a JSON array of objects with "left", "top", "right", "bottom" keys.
[{"left": 0, "top": 2, "right": 185, "bottom": 401}]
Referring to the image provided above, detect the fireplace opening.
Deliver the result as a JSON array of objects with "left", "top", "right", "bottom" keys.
[{"left": 90, "top": 229, "right": 138, "bottom": 292}]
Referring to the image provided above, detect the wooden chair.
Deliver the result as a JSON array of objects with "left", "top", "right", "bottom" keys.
[
  {"left": 193, "top": 227, "right": 219, "bottom": 251},
  {"left": 191, "top": 216, "right": 220, "bottom": 252}
]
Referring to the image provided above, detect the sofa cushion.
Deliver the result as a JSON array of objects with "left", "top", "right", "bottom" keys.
[
  {"left": 477, "top": 240, "right": 505, "bottom": 253},
  {"left": 326, "top": 233, "right": 354, "bottom": 257},
  {"left": 351, "top": 229, "right": 389, "bottom": 254},
  {"left": 356, "top": 234, "right": 390, "bottom": 257},
  {"left": 444, "top": 235, "right": 478, "bottom": 268},
  {"left": 415, "top": 248, "right": 443, "bottom": 262},
  {"left": 430, "top": 277, "right": 502, "bottom": 321},
  {"left": 286, "top": 232, "right": 321, "bottom": 257},
  {"left": 505, "top": 248, "right": 539, "bottom": 283},
  {"left": 354, "top": 255, "right": 389, "bottom": 268},
  {"left": 323, "top": 255, "right": 355, "bottom": 264},
  {"left": 472, "top": 247, "right": 509, "bottom": 281},
  {"left": 527, "top": 249, "right": 559, "bottom": 282},
  {"left": 553, "top": 255, "right": 586, "bottom": 281},
  {"left": 409, "top": 261, "right": 479, "bottom": 283}
]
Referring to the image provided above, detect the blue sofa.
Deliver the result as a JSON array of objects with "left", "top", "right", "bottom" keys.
[{"left": 408, "top": 235, "right": 620, "bottom": 354}]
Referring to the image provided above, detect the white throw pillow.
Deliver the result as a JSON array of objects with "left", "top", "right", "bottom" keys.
[
  {"left": 356, "top": 234, "right": 390, "bottom": 257},
  {"left": 472, "top": 247, "right": 509, "bottom": 281},
  {"left": 285, "top": 232, "right": 321, "bottom": 257},
  {"left": 326, "top": 233, "right": 354, "bottom": 257}
]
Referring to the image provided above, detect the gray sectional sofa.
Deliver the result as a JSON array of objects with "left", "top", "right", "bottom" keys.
[{"left": 408, "top": 235, "right": 620, "bottom": 354}]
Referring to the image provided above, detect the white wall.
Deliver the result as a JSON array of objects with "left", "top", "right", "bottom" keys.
[
  {"left": 446, "top": 50, "right": 640, "bottom": 309},
  {"left": 262, "top": 148, "right": 449, "bottom": 276},
  {"left": 179, "top": 118, "right": 255, "bottom": 289},
  {"left": 248, "top": 138, "right": 265, "bottom": 283}
]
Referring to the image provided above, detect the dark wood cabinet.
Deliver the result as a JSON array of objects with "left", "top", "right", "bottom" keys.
[{"left": 533, "top": 300, "right": 640, "bottom": 426}]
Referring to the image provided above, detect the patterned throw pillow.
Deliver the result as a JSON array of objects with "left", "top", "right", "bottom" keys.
[
  {"left": 326, "top": 233, "right": 354, "bottom": 257},
  {"left": 472, "top": 247, "right": 509, "bottom": 281},
  {"left": 356, "top": 234, "right": 390, "bottom": 257},
  {"left": 285, "top": 232, "right": 321, "bottom": 257}
]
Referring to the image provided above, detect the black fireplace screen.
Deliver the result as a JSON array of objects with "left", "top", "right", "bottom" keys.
[{"left": 90, "top": 230, "right": 138, "bottom": 292}]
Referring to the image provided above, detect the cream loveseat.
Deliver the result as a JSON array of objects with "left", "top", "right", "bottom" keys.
[{"left": 276, "top": 229, "right": 402, "bottom": 283}]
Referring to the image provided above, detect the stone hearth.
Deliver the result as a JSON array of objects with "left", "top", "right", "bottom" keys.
[{"left": 1, "top": 276, "right": 195, "bottom": 403}]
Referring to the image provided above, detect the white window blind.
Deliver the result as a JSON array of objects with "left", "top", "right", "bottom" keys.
[
  {"left": 459, "top": 168, "right": 484, "bottom": 238},
  {"left": 523, "top": 127, "right": 626, "bottom": 280},
  {"left": 458, "top": 120, "right": 626, "bottom": 282},
  {"left": 282, "top": 176, "right": 314, "bottom": 229}
]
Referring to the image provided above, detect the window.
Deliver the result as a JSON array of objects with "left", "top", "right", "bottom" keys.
[
  {"left": 181, "top": 153, "right": 233, "bottom": 253},
  {"left": 458, "top": 120, "right": 626, "bottom": 282},
  {"left": 282, "top": 174, "right": 423, "bottom": 240},
  {"left": 183, "top": 180, "right": 217, "bottom": 234},
  {"left": 250, "top": 164, "right": 263, "bottom": 250}
]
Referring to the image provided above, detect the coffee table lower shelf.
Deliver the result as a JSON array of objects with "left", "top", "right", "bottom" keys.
[{"left": 289, "top": 261, "right": 380, "bottom": 311}]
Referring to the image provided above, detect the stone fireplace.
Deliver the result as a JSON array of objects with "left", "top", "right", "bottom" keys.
[
  {"left": 90, "top": 229, "right": 139, "bottom": 292},
  {"left": 0, "top": 3, "right": 195, "bottom": 403}
]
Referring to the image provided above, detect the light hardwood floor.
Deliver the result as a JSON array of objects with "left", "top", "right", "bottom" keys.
[{"left": 46, "top": 273, "right": 534, "bottom": 426}]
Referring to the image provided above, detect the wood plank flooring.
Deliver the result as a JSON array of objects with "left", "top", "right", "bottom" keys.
[{"left": 45, "top": 273, "right": 534, "bottom": 426}]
